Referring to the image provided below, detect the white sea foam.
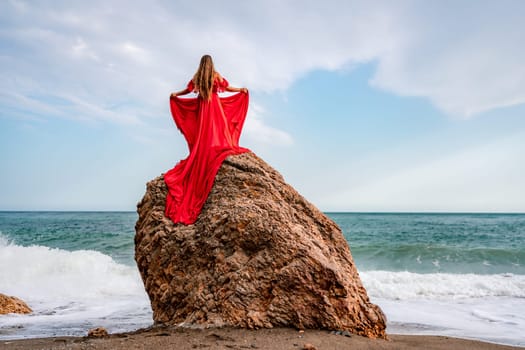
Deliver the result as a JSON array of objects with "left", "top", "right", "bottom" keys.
[
  {"left": 375, "top": 297, "right": 525, "bottom": 346},
  {"left": 0, "top": 232, "right": 10, "bottom": 246},
  {"left": 360, "top": 270, "right": 525, "bottom": 300},
  {"left": 361, "top": 270, "right": 525, "bottom": 346},
  {"left": 0, "top": 236, "right": 152, "bottom": 339}
]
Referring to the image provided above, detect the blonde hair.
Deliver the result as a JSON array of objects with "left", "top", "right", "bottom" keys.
[{"left": 192, "top": 55, "right": 215, "bottom": 101}]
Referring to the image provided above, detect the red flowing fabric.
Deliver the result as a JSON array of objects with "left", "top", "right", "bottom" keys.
[{"left": 164, "top": 77, "right": 250, "bottom": 224}]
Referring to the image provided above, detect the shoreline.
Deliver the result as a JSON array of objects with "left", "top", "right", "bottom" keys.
[{"left": 1, "top": 326, "right": 523, "bottom": 350}]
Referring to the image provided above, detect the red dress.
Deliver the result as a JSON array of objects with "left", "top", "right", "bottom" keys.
[{"left": 164, "top": 77, "right": 250, "bottom": 224}]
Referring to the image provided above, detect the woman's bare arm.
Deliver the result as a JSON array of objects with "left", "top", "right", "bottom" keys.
[
  {"left": 170, "top": 88, "right": 191, "bottom": 98},
  {"left": 214, "top": 71, "right": 247, "bottom": 93},
  {"left": 225, "top": 86, "right": 248, "bottom": 93}
]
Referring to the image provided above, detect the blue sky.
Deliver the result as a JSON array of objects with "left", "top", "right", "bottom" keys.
[{"left": 1, "top": 0, "right": 524, "bottom": 212}]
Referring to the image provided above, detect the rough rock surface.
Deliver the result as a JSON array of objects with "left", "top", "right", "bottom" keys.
[
  {"left": 87, "top": 327, "right": 109, "bottom": 338},
  {"left": 0, "top": 293, "right": 32, "bottom": 315},
  {"left": 135, "top": 152, "right": 386, "bottom": 338}
]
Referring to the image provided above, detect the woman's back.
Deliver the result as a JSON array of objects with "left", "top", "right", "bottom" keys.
[
  {"left": 165, "top": 55, "right": 250, "bottom": 224},
  {"left": 187, "top": 73, "right": 229, "bottom": 97}
]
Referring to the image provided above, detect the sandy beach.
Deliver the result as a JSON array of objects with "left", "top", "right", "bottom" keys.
[{"left": 1, "top": 326, "right": 522, "bottom": 350}]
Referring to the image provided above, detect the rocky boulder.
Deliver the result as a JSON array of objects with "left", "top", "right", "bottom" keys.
[
  {"left": 135, "top": 152, "right": 386, "bottom": 338},
  {"left": 0, "top": 293, "right": 32, "bottom": 315}
]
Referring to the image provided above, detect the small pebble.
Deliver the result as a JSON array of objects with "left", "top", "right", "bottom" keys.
[
  {"left": 87, "top": 327, "right": 109, "bottom": 338},
  {"left": 330, "top": 329, "right": 352, "bottom": 336},
  {"left": 303, "top": 343, "right": 318, "bottom": 350}
]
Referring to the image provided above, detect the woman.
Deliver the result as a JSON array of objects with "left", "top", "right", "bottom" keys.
[{"left": 164, "top": 55, "right": 250, "bottom": 224}]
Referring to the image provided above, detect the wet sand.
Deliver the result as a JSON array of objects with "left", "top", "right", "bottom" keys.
[{"left": 1, "top": 326, "right": 522, "bottom": 350}]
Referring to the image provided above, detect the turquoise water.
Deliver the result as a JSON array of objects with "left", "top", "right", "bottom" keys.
[
  {"left": 2, "top": 211, "right": 523, "bottom": 273},
  {"left": 0, "top": 211, "right": 136, "bottom": 265},
  {"left": 332, "top": 212, "right": 525, "bottom": 274},
  {"left": 0, "top": 211, "right": 524, "bottom": 346}
]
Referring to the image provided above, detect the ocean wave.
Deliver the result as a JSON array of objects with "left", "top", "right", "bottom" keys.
[
  {"left": 361, "top": 270, "right": 525, "bottom": 300},
  {"left": 0, "top": 233, "right": 146, "bottom": 301},
  {"left": 0, "top": 231, "right": 10, "bottom": 246},
  {"left": 351, "top": 244, "right": 525, "bottom": 274},
  {"left": 0, "top": 233, "right": 152, "bottom": 339}
]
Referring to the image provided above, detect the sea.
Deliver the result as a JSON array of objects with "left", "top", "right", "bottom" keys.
[{"left": 0, "top": 211, "right": 524, "bottom": 347}]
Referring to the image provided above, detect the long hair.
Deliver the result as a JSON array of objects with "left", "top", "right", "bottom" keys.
[{"left": 192, "top": 55, "right": 215, "bottom": 101}]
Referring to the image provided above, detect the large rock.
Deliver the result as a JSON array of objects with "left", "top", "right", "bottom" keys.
[
  {"left": 135, "top": 152, "right": 386, "bottom": 338},
  {"left": 0, "top": 293, "right": 32, "bottom": 315}
]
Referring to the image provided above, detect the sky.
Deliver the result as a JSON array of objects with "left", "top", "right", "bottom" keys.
[{"left": 1, "top": 0, "right": 524, "bottom": 212}]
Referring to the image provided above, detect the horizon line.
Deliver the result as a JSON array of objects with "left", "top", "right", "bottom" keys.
[{"left": 1, "top": 210, "right": 524, "bottom": 215}]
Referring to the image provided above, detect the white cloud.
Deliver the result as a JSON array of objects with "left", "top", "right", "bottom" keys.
[
  {"left": 118, "top": 42, "right": 151, "bottom": 64},
  {"left": 1, "top": 0, "right": 524, "bottom": 135},
  {"left": 369, "top": 1, "right": 525, "bottom": 117},
  {"left": 243, "top": 103, "right": 293, "bottom": 146},
  {"left": 71, "top": 37, "right": 99, "bottom": 61}
]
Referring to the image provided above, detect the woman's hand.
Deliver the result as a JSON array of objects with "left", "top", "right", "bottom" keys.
[
  {"left": 171, "top": 88, "right": 191, "bottom": 98},
  {"left": 240, "top": 88, "right": 248, "bottom": 93}
]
